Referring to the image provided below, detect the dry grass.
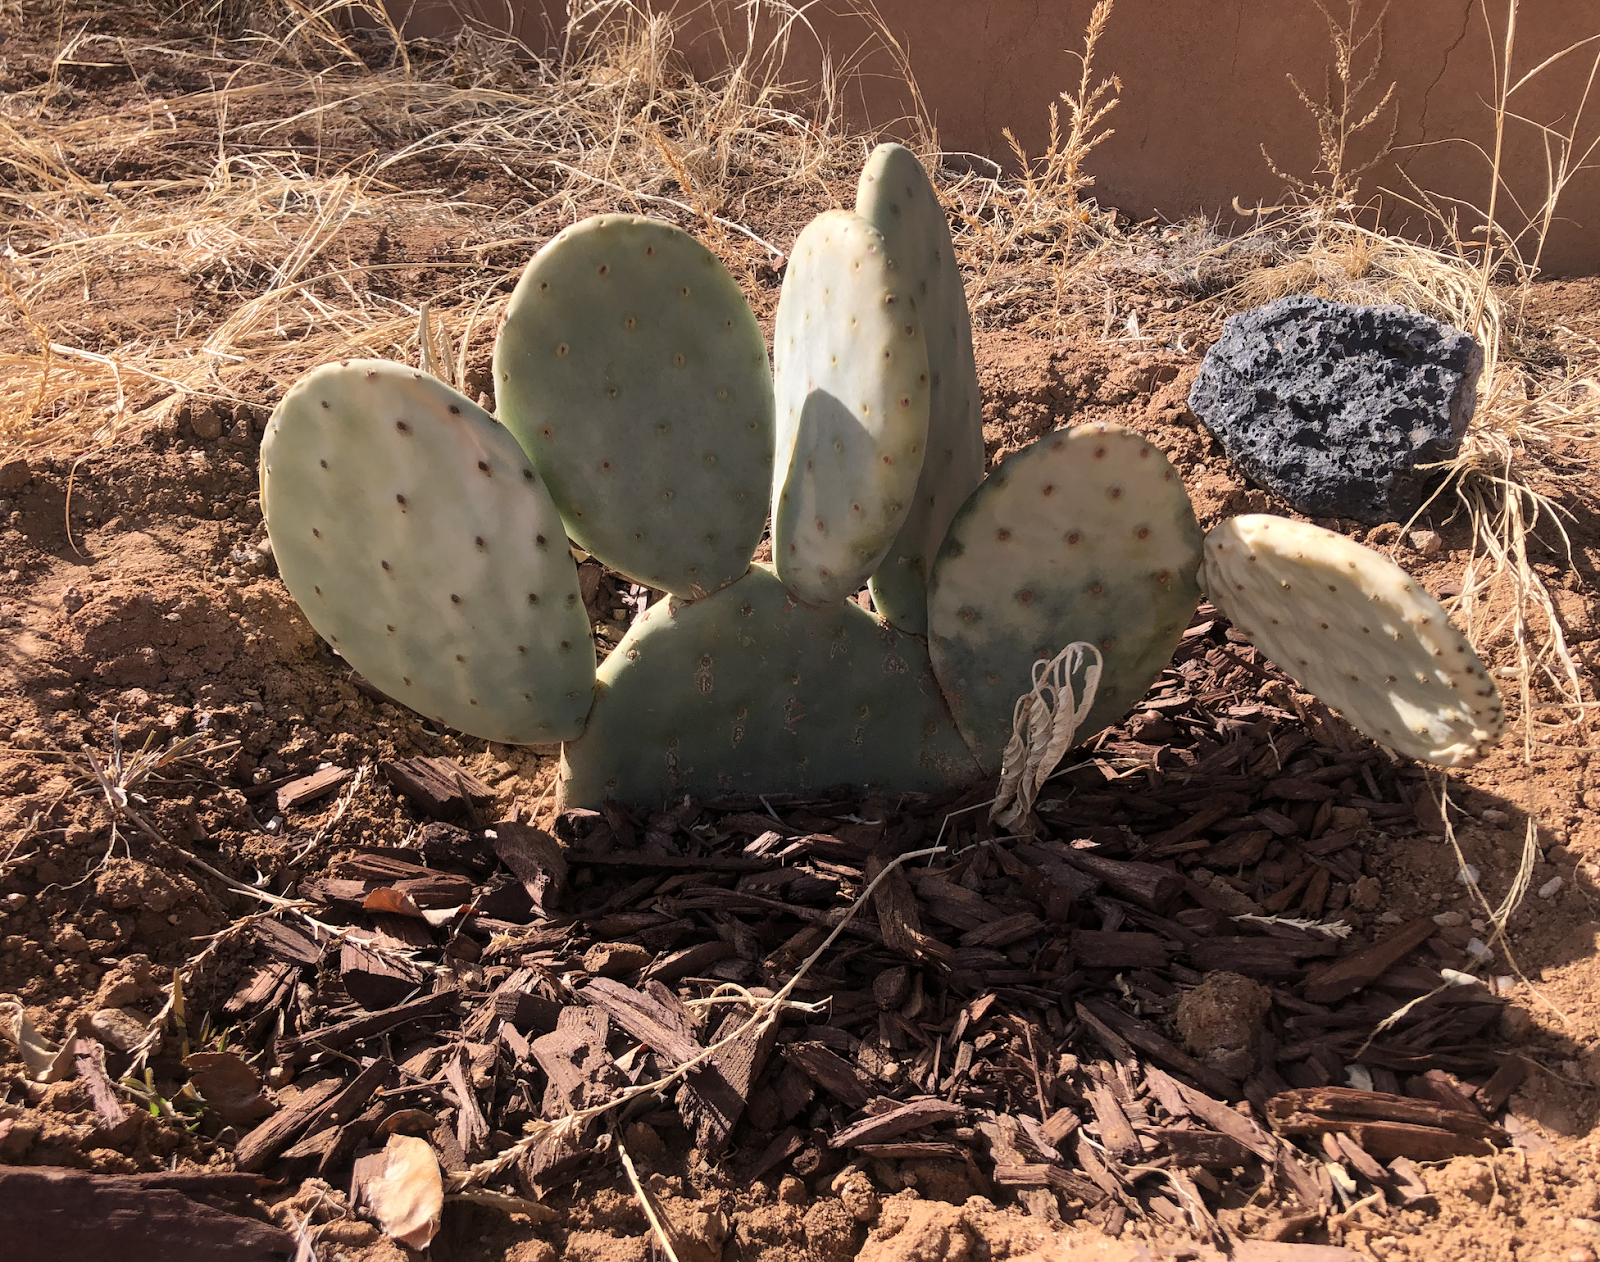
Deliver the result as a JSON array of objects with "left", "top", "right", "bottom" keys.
[{"left": 0, "top": 0, "right": 889, "bottom": 454}]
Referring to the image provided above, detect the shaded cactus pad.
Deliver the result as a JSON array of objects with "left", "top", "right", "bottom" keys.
[
  {"left": 857, "top": 143, "right": 985, "bottom": 634},
  {"left": 928, "top": 424, "right": 1203, "bottom": 773},
  {"left": 771, "top": 209, "right": 931, "bottom": 607},
  {"left": 559, "top": 566, "right": 978, "bottom": 807},
  {"left": 260, "top": 360, "right": 595, "bottom": 743},
  {"left": 495, "top": 214, "right": 774, "bottom": 598},
  {"left": 1201, "top": 515, "right": 1503, "bottom": 765}
]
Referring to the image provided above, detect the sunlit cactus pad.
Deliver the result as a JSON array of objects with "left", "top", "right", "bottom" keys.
[
  {"left": 495, "top": 215, "right": 774, "bottom": 598},
  {"left": 857, "top": 143, "right": 985, "bottom": 634},
  {"left": 927, "top": 424, "right": 1204, "bottom": 773},
  {"left": 559, "top": 566, "right": 977, "bottom": 805},
  {"left": 1201, "top": 515, "right": 1503, "bottom": 765},
  {"left": 771, "top": 209, "right": 931, "bottom": 606},
  {"left": 260, "top": 360, "right": 595, "bottom": 744}
]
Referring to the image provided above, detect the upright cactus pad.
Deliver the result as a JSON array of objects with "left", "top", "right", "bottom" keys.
[
  {"left": 857, "top": 143, "right": 986, "bottom": 634},
  {"left": 927, "top": 424, "right": 1203, "bottom": 773},
  {"left": 495, "top": 215, "right": 774, "bottom": 598},
  {"left": 559, "top": 567, "right": 978, "bottom": 806},
  {"left": 260, "top": 360, "right": 595, "bottom": 743},
  {"left": 1201, "top": 515, "right": 1503, "bottom": 765},
  {"left": 771, "top": 210, "right": 932, "bottom": 606}
]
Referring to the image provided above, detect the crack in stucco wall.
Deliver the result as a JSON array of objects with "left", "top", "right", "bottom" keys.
[{"left": 1417, "top": 0, "right": 1477, "bottom": 143}]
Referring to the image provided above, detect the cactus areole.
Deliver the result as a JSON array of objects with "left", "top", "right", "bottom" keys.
[{"left": 259, "top": 147, "right": 1504, "bottom": 810}]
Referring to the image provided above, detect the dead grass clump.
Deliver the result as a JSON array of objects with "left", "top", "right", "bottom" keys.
[{"left": 0, "top": 0, "right": 887, "bottom": 455}]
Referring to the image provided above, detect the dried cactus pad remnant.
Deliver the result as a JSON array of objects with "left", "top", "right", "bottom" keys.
[
  {"left": 1201, "top": 514, "right": 1503, "bottom": 766},
  {"left": 559, "top": 566, "right": 977, "bottom": 807},
  {"left": 927, "top": 423, "right": 1203, "bottom": 774},
  {"left": 772, "top": 209, "right": 932, "bottom": 607},
  {"left": 857, "top": 143, "right": 985, "bottom": 635},
  {"left": 495, "top": 214, "right": 774, "bottom": 598},
  {"left": 261, "top": 360, "right": 595, "bottom": 744}
]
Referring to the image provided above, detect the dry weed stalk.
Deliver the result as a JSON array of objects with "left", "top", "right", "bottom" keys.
[
  {"left": 942, "top": 0, "right": 1121, "bottom": 332},
  {"left": 1261, "top": 0, "right": 1397, "bottom": 211}
]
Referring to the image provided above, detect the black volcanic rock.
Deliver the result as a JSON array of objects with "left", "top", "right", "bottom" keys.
[{"left": 1189, "top": 295, "right": 1482, "bottom": 523}]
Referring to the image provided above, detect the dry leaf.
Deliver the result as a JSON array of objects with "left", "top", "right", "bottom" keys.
[
  {"left": 357, "top": 1133, "right": 443, "bottom": 1249},
  {"left": 0, "top": 995, "right": 74, "bottom": 1083},
  {"left": 376, "top": 1108, "right": 441, "bottom": 1138},
  {"left": 362, "top": 887, "right": 425, "bottom": 918},
  {"left": 184, "top": 1050, "right": 275, "bottom": 1125}
]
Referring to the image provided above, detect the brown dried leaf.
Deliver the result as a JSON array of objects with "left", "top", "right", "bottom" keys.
[
  {"left": 363, "top": 887, "right": 426, "bottom": 918},
  {"left": 0, "top": 995, "right": 74, "bottom": 1083},
  {"left": 356, "top": 1134, "right": 443, "bottom": 1250},
  {"left": 183, "top": 1051, "right": 274, "bottom": 1126}
]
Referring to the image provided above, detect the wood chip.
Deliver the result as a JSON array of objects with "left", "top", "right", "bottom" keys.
[
  {"left": 254, "top": 919, "right": 323, "bottom": 966},
  {"left": 580, "top": 978, "right": 700, "bottom": 1066},
  {"left": 234, "top": 1075, "right": 344, "bottom": 1172},
  {"left": 830, "top": 1098, "right": 964, "bottom": 1149},
  {"left": 1054, "top": 849, "right": 1182, "bottom": 913},
  {"left": 274, "top": 765, "right": 352, "bottom": 813},
  {"left": 339, "top": 940, "right": 423, "bottom": 1011},
  {"left": 1302, "top": 919, "right": 1439, "bottom": 1003},
  {"left": 0, "top": 1167, "right": 295, "bottom": 1260},
  {"left": 274, "top": 989, "right": 458, "bottom": 1067},
  {"left": 677, "top": 1008, "right": 777, "bottom": 1155},
  {"left": 489, "top": 821, "right": 568, "bottom": 917},
  {"left": 780, "top": 1041, "right": 876, "bottom": 1109},
  {"left": 1266, "top": 1086, "right": 1507, "bottom": 1160},
  {"left": 381, "top": 757, "right": 492, "bottom": 821},
  {"left": 991, "top": 1163, "right": 1105, "bottom": 1202}
]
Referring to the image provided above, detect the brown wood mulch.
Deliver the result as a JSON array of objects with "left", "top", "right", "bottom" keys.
[{"left": 202, "top": 607, "right": 1525, "bottom": 1248}]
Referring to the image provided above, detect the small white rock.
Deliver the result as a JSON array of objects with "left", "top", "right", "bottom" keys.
[
  {"left": 1480, "top": 808, "right": 1510, "bottom": 825},
  {"left": 1345, "top": 1064, "right": 1375, "bottom": 1091},
  {"left": 1379, "top": 911, "right": 1404, "bottom": 924},
  {"left": 1466, "top": 938, "right": 1494, "bottom": 963},
  {"left": 1538, "top": 876, "right": 1564, "bottom": 900},
  {"left": 1493, "top": 975, "right": 1517, "bottom": 995},
  {"left": 1457, "top": 864, "right": 1480, "bottom": 886},
  {"left": 1432, "top": 911, "right": 1465, "bottom": 928}
]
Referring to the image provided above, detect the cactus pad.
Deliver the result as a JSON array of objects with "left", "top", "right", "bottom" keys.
[
  {"left": 494, "top": 215, "right": 774, "bottom": 598},
  {"left": 559, "top": 567, "right": 978, "bottom": 806},
  {"left": 927, "top": 424, "right": 1203, "bottom": 773},
  {"left": 771, "top": 210, "right": 931, "bottom": 606},
  {"left": 1200, "top": 515, "right": 1503, "bottom": 765},
  {"left": 857, "top": 144, "right": 986, "bottom": 633},
  {"left": 261, "top": 360, "right": 595, "bottom": 743}
]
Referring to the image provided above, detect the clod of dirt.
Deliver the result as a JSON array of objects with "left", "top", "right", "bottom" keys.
[
  {"left": 832, "top": 1166, "right": 882, "bottom": 1223},
  {"left": 859, "top": 1194, "right": 1065, "bottom": 1262},
  {"left": 1174, "top": 971, "right": 1272, "bottom": 1079}
]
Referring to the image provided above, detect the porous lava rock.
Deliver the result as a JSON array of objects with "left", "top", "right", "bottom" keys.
[{"left": 1188, "top": 294, "right": 1482, "bottom": 523}]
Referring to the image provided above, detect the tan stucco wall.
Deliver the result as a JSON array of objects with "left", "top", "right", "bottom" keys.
[{"left": 391, "top": 0, "right": 1600, "bottom": 275}]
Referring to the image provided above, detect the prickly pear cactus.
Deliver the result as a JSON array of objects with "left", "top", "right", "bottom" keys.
[
  {"left": 771, "top": 210, "right": 931, "bottom": 606},
  {"left": 927, "top": 423, "right": 1203, "bottom": 773},
  {"left": 856, "top": 144, "right": 986, "bottom": 634},
  {"left": 495, "top": 215, "right": 774, "bottom": 598},
  {"left": 1201, "top": 515, "right": 1503, "bottom": 765},
  {"left": 560, "top": 567, "right": 977, "bottom": 804},
  {"left": 260, "top": 361, "right": 595, "bottom": 743}
]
